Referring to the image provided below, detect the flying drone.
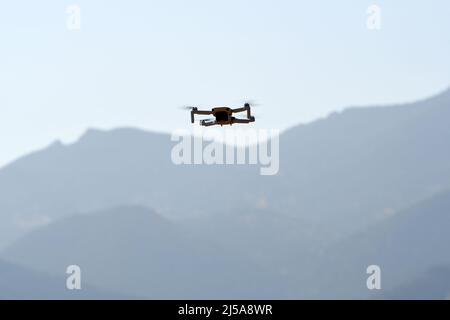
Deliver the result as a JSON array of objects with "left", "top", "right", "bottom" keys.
[{"left": 185, "top": 103, "right": 256, "bottom": 127}]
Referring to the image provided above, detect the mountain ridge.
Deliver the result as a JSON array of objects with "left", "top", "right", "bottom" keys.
[{"left": 1, "top": 88, "right": 450, "bottom": 248}]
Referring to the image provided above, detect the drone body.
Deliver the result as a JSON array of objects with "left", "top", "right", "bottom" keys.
[{"left": 189, "top": 103, "right": 256, "bottom": 127}]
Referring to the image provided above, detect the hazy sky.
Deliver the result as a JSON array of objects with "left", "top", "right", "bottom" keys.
[{"left": 0, "top": 0, "right": 449, "bottom": 167}]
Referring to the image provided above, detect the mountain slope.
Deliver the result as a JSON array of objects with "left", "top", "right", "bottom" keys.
[
  {"left": 0, "top": 128, "right": 255, "bottom": 248},
  {"left": 276, "top": 88, "right": 450, "bottom": 236},
  {"left": 304, "top": 190, "right": 450, "bottom": 298},
  {"left": 2, "top": 206, "right": 293, "bottom": 299}
]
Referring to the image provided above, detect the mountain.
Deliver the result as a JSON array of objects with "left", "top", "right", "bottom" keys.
[
  {"left": 0, "top": 128, "right": 257, "bottom": 248},
  {"left": 1, "top": 89, "right": 450, "bottom": 251},
  {"left": 276, "top": 87, "right": 450, "bottom": 237},
  {"left": 2, "top": 206, "right": 293, "bottom": 299},
  {"left": 0, "top": 259, "right": 123, "bottom": 299},
  {"left": 1, "top": 88, "right": 450, "bottom": 298},
  {"left": 302, "top": 190, "right": 450, "bottom": 299}
]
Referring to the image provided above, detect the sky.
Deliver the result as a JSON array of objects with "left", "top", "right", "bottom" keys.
[{"left": 0, "top": 0, "right": 449, "bottom": 167}]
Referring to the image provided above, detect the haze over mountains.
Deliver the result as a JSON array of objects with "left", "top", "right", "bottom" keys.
[{"left": 1, "top": 88, "right": 450, "bottom": 298}]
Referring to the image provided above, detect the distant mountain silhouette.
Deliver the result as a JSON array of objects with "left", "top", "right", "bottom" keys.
[
  {"left": 1, "top": 88, "right": 450, "bottom": 298},
  {"left": 277, "top": 87, "right": 450, "bottom": 238},
  {"left": 0, "top": 128, "right": 257, "bottom": 248},
  {"left": 2, "top": 206, "right": 293, "bottom": 299},
  {"left": 0, "top": 89, "right": 449, "bottom": 250}
]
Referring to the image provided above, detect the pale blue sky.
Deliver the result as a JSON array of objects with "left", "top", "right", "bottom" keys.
[{"left": 0, "top": 0, "right": 449, "bottom": 167}]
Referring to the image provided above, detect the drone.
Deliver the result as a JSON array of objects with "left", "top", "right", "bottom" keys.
[{"left": 186, "top": 103, "right": 256, "bottom": 127}]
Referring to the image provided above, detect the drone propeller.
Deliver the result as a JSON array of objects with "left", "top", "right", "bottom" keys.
[
  {"left": 244, "top": 100, "right": 262, "bottom": 107},
  {"left": 179, "top": 106, "right": 195, "bottom": 110},
  {"left": 231, "top": 99, "right": 262, "bottom": 108}
]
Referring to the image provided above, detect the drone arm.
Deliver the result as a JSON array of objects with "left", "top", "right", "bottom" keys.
[
  {"left": 191, "top": 109, "right": 212, "bottom": 123},
  {"left": 231, "top": 107, "right": 247, "bottom": 113},
  {"left": 231, "top": 117, "right": 255, "bottom": 124},
  {"left": 232, "top": 104, "right": 252, "bottom": 119},
  {"left": 193, "top": 110, "right": 213, "bottom": 115}
]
